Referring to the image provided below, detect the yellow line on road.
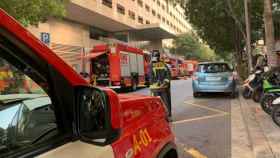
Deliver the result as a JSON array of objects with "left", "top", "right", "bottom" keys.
[
  {"left": 185, "top": 148, "right": 208, "bottom": 158},
  {"left": 184, "top": 101, "right": 229, "bottom": 115},
  {"left": 172, "top": 113, "right": 228, "bottom": 124}
]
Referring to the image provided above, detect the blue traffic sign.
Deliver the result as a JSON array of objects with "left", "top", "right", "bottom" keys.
[{"left": 40, "top": 32, "right": 50, "bottom": 45}]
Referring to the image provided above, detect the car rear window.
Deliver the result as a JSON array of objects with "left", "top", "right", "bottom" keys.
[{"left": 197, "top": 63, "right": 231, "bottom": 73}]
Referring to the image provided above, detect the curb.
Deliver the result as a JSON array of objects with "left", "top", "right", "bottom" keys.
[{"left": 238, "top": 95, "right": 275, "bottom": 158}]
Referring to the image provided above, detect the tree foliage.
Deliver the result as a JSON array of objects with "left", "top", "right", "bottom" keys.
[
  {"left": 0, "top": 0, "right": 68, "bottom": 26},
  {"left": 184, "top": 0, "right": 264, "bottom": 78},
  {"left": 185, "top": 0, "right": 263, "bottom": 57},
  {"left": 171, "top": 33, "right": 217, "bottom": 61}
]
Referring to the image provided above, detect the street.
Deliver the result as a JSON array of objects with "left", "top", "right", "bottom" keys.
[{"left": 129, "top": 79, "right": 231, "bottom": 158}]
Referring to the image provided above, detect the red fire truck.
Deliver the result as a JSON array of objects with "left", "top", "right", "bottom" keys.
[
  {"left": 185, "top": 60, "right": 198, "bottom": 76},
  {"left": 0, "top": 9, "right": 178, "bottom": 158},
  {"left": 178, "top": 59, "right": 187, "bottom": 77},
  {"left": 83, "top": 44, "right": 146, "bottom": 91}
]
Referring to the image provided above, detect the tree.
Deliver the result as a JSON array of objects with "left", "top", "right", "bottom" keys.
[
  {"left": 244, "top": 0, "right": 253, "bottom": 71},
  {"left": 171, "top": 33, "right": 217, "bottom": 61},
  {"left": 0, "top": 0, "right": 68, "bottom": 26},
  {"left": 185, "top": 0, "right": 264, "bottom": 78},
  {"left": 264, "top": 0, "right": 277, "bottom": 66}
]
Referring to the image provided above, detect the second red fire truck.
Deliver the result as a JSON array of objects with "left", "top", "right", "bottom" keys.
[{"left": 83, "top": 44, "right": 147, "bottom": 91}]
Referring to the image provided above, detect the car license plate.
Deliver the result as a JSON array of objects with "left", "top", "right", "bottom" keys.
[{"left": 206, "top": 77, "right": 221, "bottom": 81}]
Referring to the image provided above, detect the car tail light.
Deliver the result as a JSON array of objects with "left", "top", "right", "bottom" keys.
[
  {"left": 192, "top": 75, "right": 198, "bottom": 80},
  {"left": 228, "top": 75, "right": 234, "bottom": 80},
  {"left": 229, "top": 73, "right": 237, "bottom": 80}
]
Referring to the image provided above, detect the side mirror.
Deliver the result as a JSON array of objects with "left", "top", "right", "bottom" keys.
[{"left": 77, "top": 87, "right": 122, "bottom": 146}]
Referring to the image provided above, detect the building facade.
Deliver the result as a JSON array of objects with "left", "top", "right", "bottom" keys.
[{"left": 28, "top": 0, "right": 191, "bottom": 72}]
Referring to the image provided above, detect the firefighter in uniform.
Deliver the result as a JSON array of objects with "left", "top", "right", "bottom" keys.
[{"left": 150, "top": 50, "right": 172, "bottom": 120}]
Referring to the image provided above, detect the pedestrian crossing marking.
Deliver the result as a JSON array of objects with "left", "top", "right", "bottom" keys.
[
  {"left": 172, "top": 113, "right": 228, "bottom": 124},
  {"left": 185, "top": 148, "right": 208, "bottom": 158}
]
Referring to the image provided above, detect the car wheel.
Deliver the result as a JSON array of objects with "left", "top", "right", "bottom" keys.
[
  {"left": 272, "top": 105, "right": 280, "bottom": 127},
  {"left": 193, "top": 92, "right": 199, "bottom": 98},
  {"left": 230, "top": 91, "right": 237, "bottom": 98}
]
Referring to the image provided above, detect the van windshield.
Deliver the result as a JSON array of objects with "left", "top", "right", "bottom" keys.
[{"left": 197, "top": 63, "right": 231, "bottom": 73}]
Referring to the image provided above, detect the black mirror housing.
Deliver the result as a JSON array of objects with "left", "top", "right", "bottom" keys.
[{"left": 76, "top": 86, "right": 121, "bottom": 146}]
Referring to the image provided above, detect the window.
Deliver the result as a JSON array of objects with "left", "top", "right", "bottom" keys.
[
  {"left": 102, "top": 0, "right": 112, "bottom": 8},
  {"left": 0, "top": 55, "right": 58, "bottom": 157},
  {"left": 157, "top": 0, "right": 160, "bottom": 6},
  {"left": 146, "top": 20, "right": 150, "bottom": 24},
  {"left": 152, "top": 9, "right": 156, "bottom": 16},
  {"left": 138, "top": 16, "right": 144, "bottom": 24},
  {"left": 162, "top": 17, "right": 166, "bottom": 23},
  {"left": 128, "top": 10, "right": 136, "bottom": 20},
  {"left": 145, "top": 4, "right": 150, "bottom": 12},
  {"left": 137, "top": 0, "right": 143, "bottom": 7},
  {"left": 162, "top": 5, "right": 165, "bottom": 10},
  {"left": 90, "top": 27, "right": 109, "bottom": 40},
  {"left": 197, "top": 63, "right": 231, "bottom": 73},
  {"left": 157, "top": 14, "right": 161, "bottom": 20},
  {"left": 117, "top": 4, "right": 125, "bottom": 15}
]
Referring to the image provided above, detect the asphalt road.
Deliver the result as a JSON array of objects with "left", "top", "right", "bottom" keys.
[{"left": 129, "top": 79, "right": 231, "bottom": 158}]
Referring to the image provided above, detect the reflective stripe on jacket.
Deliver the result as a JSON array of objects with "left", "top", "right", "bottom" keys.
[{"left": 150, "top": 62, "right": 171, "bottom": 88}]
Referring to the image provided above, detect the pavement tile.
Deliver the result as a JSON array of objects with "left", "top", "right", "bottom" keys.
[
  {"left": 239, "top": 96, "right": 275, "bottom": 158},
  {"left": 247, "top": 100, "right": 280, "bottom": 158},
  {"left": 231, "top": 98, "right": 254, "bottom": 158}
]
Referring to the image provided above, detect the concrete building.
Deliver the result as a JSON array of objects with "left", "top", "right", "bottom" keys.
[{"left": 28, "top": 0, "right": 191, "bottom": 72}]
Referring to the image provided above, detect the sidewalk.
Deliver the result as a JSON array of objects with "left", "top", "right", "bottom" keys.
[{"left": 232, "top": 95, "right": 280, "bottom": 158}]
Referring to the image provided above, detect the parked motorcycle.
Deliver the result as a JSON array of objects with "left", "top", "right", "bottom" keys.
[
  {"left": 260, "top": 88, "right": 280, "bottom": 115},
  {"left": 252, "top": 83, "right": 263, "bottom": 102},
  {"left": 259, "top": 68, "right": 280, "bottom": 113},
  {"left": 242, "top": 69, "right": 265, "bottom": 99},
  {"left": 270, "top": 97, "right": 280, "bottom": 127},
  {"left": 251, "top": 67, "right": 271, "bottom": 102}
]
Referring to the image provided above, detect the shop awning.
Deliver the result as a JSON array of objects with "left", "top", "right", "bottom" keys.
[{"left": 83, "top": 52, "right": 106, "bottom": 59}]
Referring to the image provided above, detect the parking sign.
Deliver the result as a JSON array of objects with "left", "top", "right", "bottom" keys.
[{"left": 40, "top": 32, "right": 50, "bottom": 45}]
